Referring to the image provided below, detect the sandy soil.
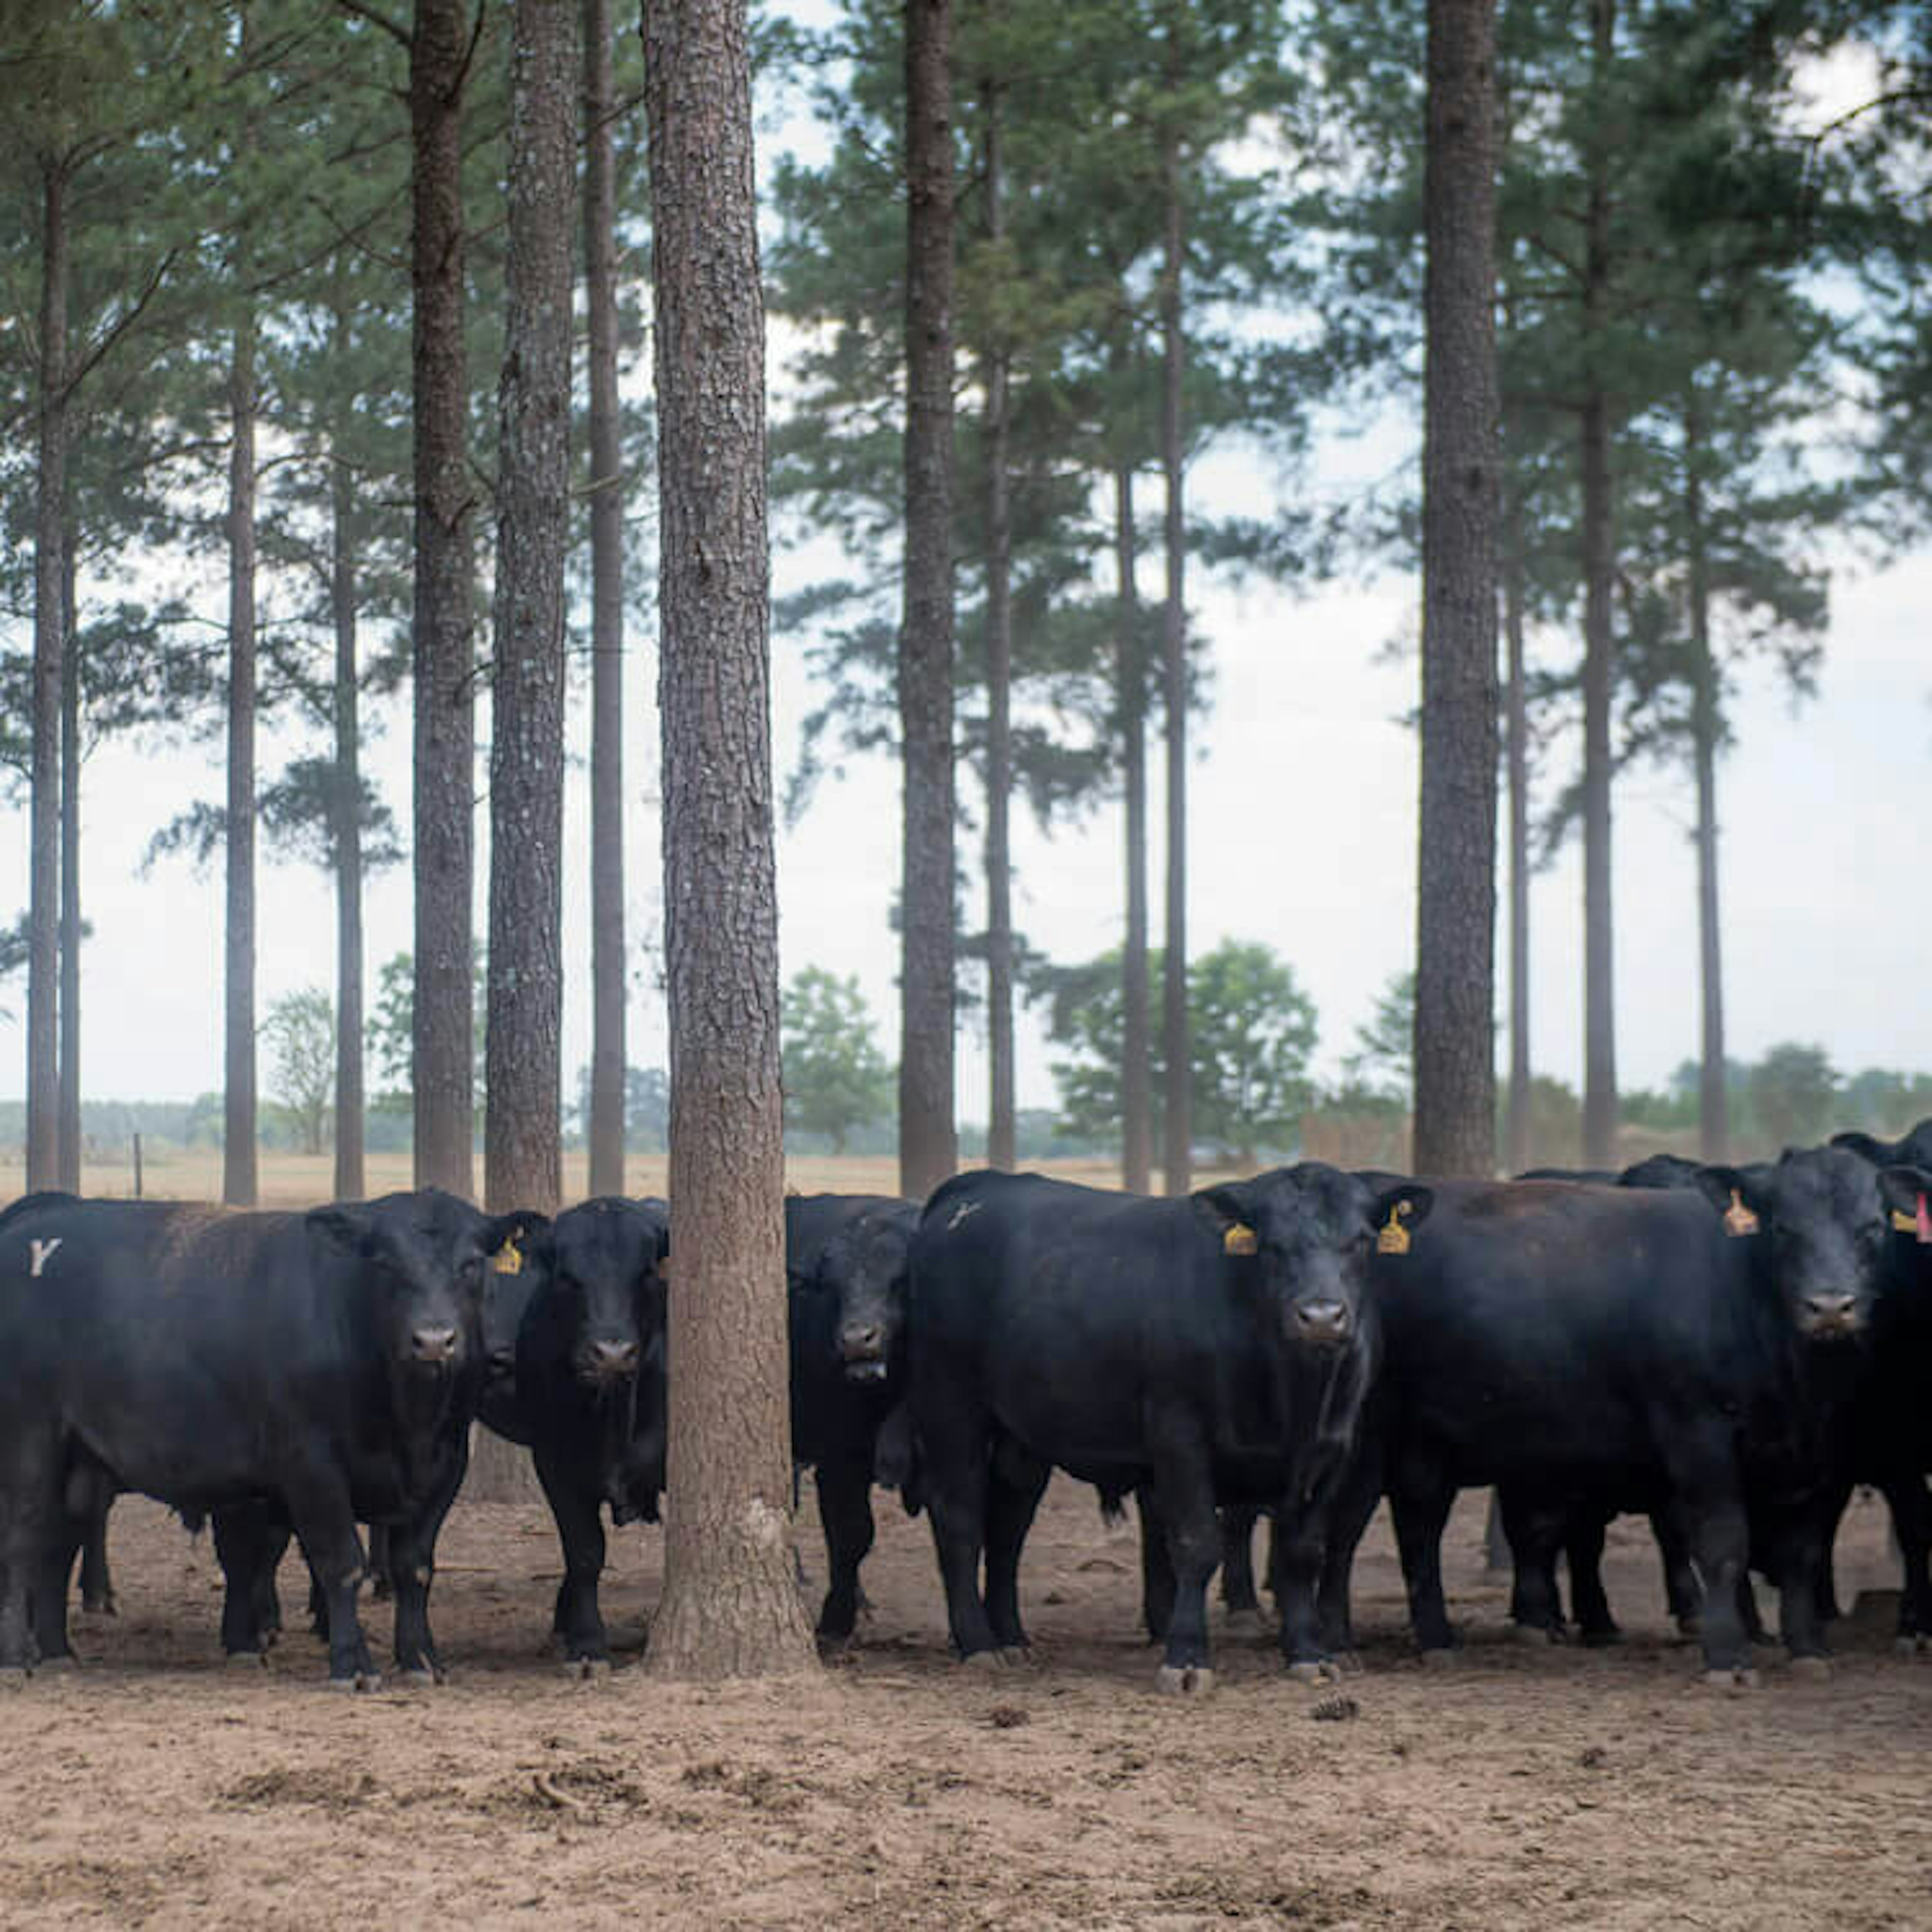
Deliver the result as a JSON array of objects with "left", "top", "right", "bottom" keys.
[{"left": 2, "top": 1477, "right": 1927, "bottom": 1930}]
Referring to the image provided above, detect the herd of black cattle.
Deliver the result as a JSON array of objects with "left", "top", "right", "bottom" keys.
[{"left": 1, "top": 1119, "right": 1929, "bottom": 1696}]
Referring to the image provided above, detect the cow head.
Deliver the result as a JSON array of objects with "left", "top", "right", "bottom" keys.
[
  {"left": 799, "top": 1203, "right": 918, "bottom": 1385},
  {"left": 1831, "top": 1119, "right": 1932, "bottom": 1172},
  {"left": 1694, "top": 1149, "right": 1895, "bottom": 1343},
  {"left": 1193, "top": 1163, "right": 1433, "bottom": 1351}
]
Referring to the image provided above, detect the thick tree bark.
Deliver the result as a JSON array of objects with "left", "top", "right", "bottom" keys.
[
  {"left": 1413, "top": 0, "right": 1500, "bottom": 1180},
  {"left": 1503, "top": 476, "right": 1531, "bottom": 1176},
  {"left": 897, "top": 0, "right": 958, "bottom": 1200},
  {"left": 224, "top": 304, "right": 259, "bottom": 1209},
  {"left": 982, "top": 79, "right": 1015, "bottom": 1173},
  {"left": 1158, "top": 138, "right": 1190, "bottom": 1196},
  {"left": 28, "top": 158, "right": 68, "bottom": 1193},
  {"left": 330, "top": 310, "right": 366, "bottom": 1204},
  {"left": 485, "top": 0, "right": 577, "bottom": 1220},
  {"left": 584, "top": 0, "right": 628, "bottom": 1199},
  {"left": 1116, "top": 463, "right": 1151, "bottom": 1194},
  {"left": 411, "top": 0, "right": 478, "bottom": 1199},
  {"left": 1579, "top": 0, "right": 1618, "bottom": 1169},
  {"left": 1684, "top": 393, "right": 1726, "bottom": 1162},
  {"left": 58, "top": 523, "right": 80, "bottom": 1193},
  {"left": 642, "top": 0, "right": 817, "bottom": 1679}
]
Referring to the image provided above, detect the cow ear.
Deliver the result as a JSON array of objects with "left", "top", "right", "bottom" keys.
[
  {"left": 1191, "top": 1183, "right": 1258, "bottom": 1255},
  {"left": 1692, "top": 1165, "right": 1770, "bottom": 1235},
  {"left": 1877, "top": 1167, "right": 1932, "bottom": 1242},
  {"left": 484, "top": 1211, "right": 549, "bottom": 1276},
  {"left": 1831, "top": 1131, "right": 1888, "bottom": 1164},
  {"left": 307, "top": 1205, "right": 375, "bottom": 1257},
  {"left": 1368, "top": 1183, "right": 1432, "bottom": 1250}
]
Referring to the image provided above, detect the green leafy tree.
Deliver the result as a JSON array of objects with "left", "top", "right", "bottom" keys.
[
  {"left": 1748, "top": 1042, "right": 1838, "bottom": 1155},
  {"left": 367, "top": 949, "right": 485, "bottom": 1126},
  {"left": 263, "top": 986, "right": 336, "bottom": 1157},
  {"left": 781, "top": 967, "right": 895, "bottom": 1155},
  {"left": 1344, "top": 970, "right": 1416, "bottom": 1103}
]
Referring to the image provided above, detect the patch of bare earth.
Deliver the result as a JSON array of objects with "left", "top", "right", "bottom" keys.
[{"left": 3, "top": 1484, "right": 1928, "bottom": 1928}]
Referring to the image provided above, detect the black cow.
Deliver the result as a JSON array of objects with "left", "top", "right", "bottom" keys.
[
  {"left": 0, "top": 1188, "right": 534, "bottom": 1687},
  {"left": 477, "top": 1196, "right": 670, "bottom": 1672},
  {"left": 1322, "top": 1150, "right": 1924, "bottom": 1684},
  {"left": 906, "top": 1164, "right": 1429, "bottom": 1693},
  {"left": 1823, "top": 1128, "right": 1932, "bottom": 1646},
  {"left": 785, "top": 1193, "right": 919, "bottom": 1642}
]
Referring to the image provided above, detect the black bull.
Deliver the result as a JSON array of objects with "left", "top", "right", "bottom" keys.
[{"left": 0, "top": 1189, "right": 533, "bottom": 1687}]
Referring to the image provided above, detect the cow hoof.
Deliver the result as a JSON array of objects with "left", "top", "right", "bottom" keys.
[
  {"left": 1418, "top": 1647, "right": 1459, "bottom": 1671},
  {"left": 1156, "top": 1665, "right": 1215, "bottom": 1697},
  {"left": 1510, "top": 1623, "right": 1560, "bottom": 1648},
  {"left": 82, "top": 1595, "right": 116, "bottom": 1618},
  {"left": 1787, "top": 1654, "right": 1832, "bottom": 1680},
  {"left": 401, "top": 1668, "right": 441, "bottom": 1689},
  {"left": 226, "top": 1651, "right": 269, "bottom": 1670},
  {"left": 961, "top": 1649, "right": 1004, "bottom": 1672},
  {"left": 1702, "top": 1667, "right": 1758, "bottom": 1691},
  {"left": 1893, "top": 1635, "right": 1929, "bottom": 1658},
  {"left": 1286, "top": 1659, "right": 1339, "bottom": 1686},
  {"left": 0, "top": 1667, "right": 27, "bottom": 1691},
  {"left": 37, "top": 1655, "right": 78, "bottom": 1674},
  {"left": 563, "top": 1657, "right": 612, "bottom": 1683},
  {"left": 1579, "top": 1626, "right": 1623, "bottom": 1649},
  {"left": 1224, "top": 1608, "right": 1269, "bottom": 1639},
  {"left": 328, "top": 1671, "right": 383, "bottom": 1695},
  {"left": 995, "top": 1646, "right": 1031, "bottom": 1668}
]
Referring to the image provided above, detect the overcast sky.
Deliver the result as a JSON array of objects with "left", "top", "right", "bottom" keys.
[{"left": 4, "top": 37, "right": 1927, "bottom": 1124}]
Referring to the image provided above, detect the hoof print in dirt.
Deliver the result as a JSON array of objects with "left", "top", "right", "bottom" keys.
[
  {"left": 1702, "top": 1667, "right": 1759, "bottom": 1692},
  {"left": 1156, "top": 1664, "right": 1214, "bottom": 1697},
  {"left": 1286, "top": 1659, "right": 1339, "bottom": 1686},
  {"left": 1309, "top": 1694, "right": 1359, "bottom": 1723}
]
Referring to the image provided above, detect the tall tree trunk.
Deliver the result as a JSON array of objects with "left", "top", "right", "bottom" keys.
[
  {"left": 411, "top": 0, "right": 477, "bottom": 1199},
  {"left": 1413, "top": 0, "right": 1500, "bottom": 1180},
  {"left": 898, "top": 0, "right": 957, "bottom": 1199},
  {"left": 330, "top": 312, "right": 366, "bottom": 1204},
  {"left": 585, "top": 0, "right": 628, "bottom": 1199},
  {"left": 641, "top": 0, "right": 817, "bottom": 1680},
  {"left": 1158, "top": 136, "right": 1189, "bottom": 1197},
  {"left": 1684, "top": 391, "right": 1726, "bottom": 1162},
  {"left": 982, "top": 77, "right": 1015, "bottom": 1173},
  {"left": 58, "top": 520, "right": 81, "bottom": 1193},
  {"left": 486, "top": 0, "right": 577, "bottom": 1220},
  {"left": 224, "top": 303, "right": 259, "bottom": 1209},
  {"left": 1116, "top": 462, "right": 1151, "bottom": 1193},
  {"left": 1503, "top": 474, "right": 1531, "bottom": 1176},
  {"left": 1579, "top": 0, "right": 1618, "bottom": 1169},
  {"left": 28, "top": 157, "right": 68, "bottom": 1193}
]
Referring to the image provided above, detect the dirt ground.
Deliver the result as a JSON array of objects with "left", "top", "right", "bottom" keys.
[{"left": 2, "top": 1478, "right": 1928, "bottom": 1929}]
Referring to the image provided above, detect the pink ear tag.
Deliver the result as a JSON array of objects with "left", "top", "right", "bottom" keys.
[{"left": 1917, "top": 1194, "right": 1931, "bottom": 1246}]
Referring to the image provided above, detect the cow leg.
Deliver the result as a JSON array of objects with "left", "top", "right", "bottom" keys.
[
  {"left": 387, "top": 1452, "right": 467, "bottom": 1684},
  {"left": 814, "top": 1456, "right": 876, "bottom": 1644},
  {"left": 1767, "top": 1505, "right": 1832, "bottom": 1667},
  {"left": 1219, "top": 1505, "right": 1264, "bottom": 1626},
  {"left": 1879, "top": 1473, "right": 1932, "bottom": 1648},
  {"left": 1137, "top": 1489, "right": 1175, "bottom": 1642},
  {"left": 1275, "top": 1490, "right": 1343, "bottom": 1679},
  {"left": 920, "top": 1409, "right": 1000, "bottom": 1663},
  {"left": 283, "top": 1476, "right": 378, "bottom": 1690},
  {"left": 536, "top": 1451, "right": 611, "bottom": 1668},
  {"left": 368, "top": 1521, "right": 394, "bottom": 1601},
  {"left": 0, "top": 1427, "right": 63, "bottom": 1676},
  {"left": 78, "top": 1496, "right": 114, "bottom": 1617},
  {"left": 30, "top": 1516, "right": 85, "bottom": 1665},
  {"left": 1680, "top": 1487, "right": 1753, "bottom": 1681},
  {"left": 213, "top": 1502, "right": 282, "bottom": 1660},
  {"left": 1499, "top": 1493, "right": 1567, "bottom": 1643},
  {"left": 1565, "top": 1510, "right": 1620, "bottom": 1645},
  {"left": 1150, "top": 1447, "right": 1220, "bottom": 1692},
  {"left": 1388, "top": 1472, "right": 1459, "bottom": 1657},
  {"left": 1316, "top": 1448, "right": 1382, "bottom": 1657},
  {"left": 1651, "top": 1504, "right": 1703, "bottom": 1636},
  {"left": 983, "top": 1457, "right": 1049, "bottom": 1654}
]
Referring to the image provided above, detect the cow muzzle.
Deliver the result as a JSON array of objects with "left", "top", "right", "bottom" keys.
[
  {"left": 409, "top": 1325, "right": 461, "bottom": 1366},
  {"left": 578, "top": 1337, "right": 641, "bottom": 1384},
  {"left": 1799, "top": 1292, "right": 1863, "bottom": 1340},
  {"left": 840, "top": 1323, "right": 889, "bottom": 1382},
  {"left": 1291, "top": 1298, "right": 1352, "bottom": 1346}
]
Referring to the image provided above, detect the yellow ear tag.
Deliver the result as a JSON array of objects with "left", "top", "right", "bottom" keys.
[
  {"left": 1376, "top": 1203, "right": 1412, "bottom": 1256},
  {"left": 1723, "top": 1190, "right": 1760, "bottom": 1238},
  {"left": 1223, "top": 1224, "right": 1257, "bottom": 1257},
  {"left": 492, "top": 1233, "right": 524, "bottom": 1275},
  {"left": 1893, "top": 1210, "right": 1918, "bottom": 1235}
]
